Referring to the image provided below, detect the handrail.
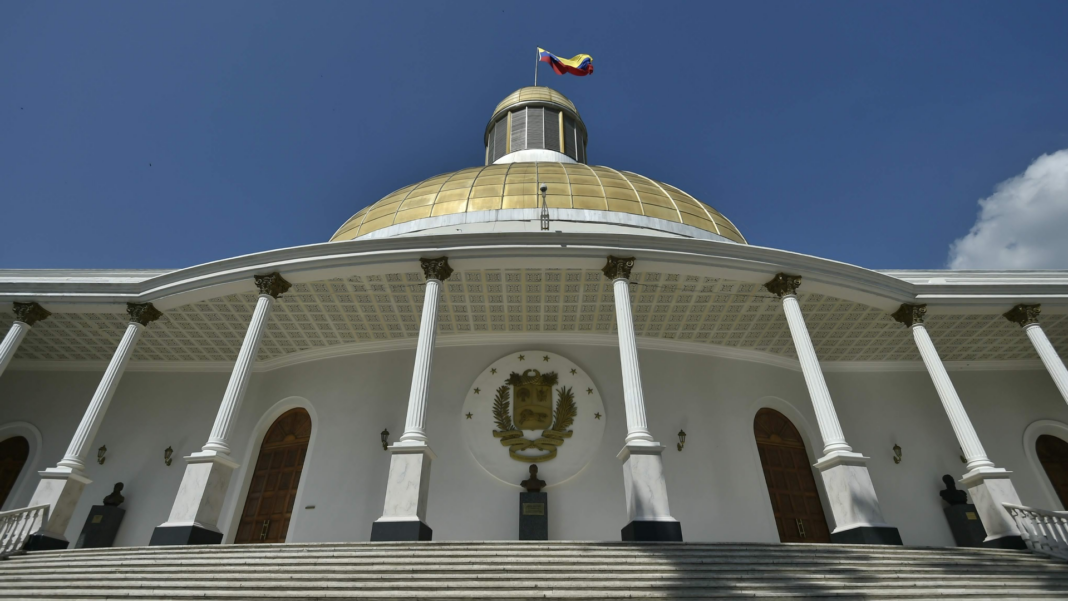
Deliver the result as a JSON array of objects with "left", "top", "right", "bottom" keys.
[
  {"left": 1004, "top": 503, "right": 1068, "bottom": 561},
  {"left": 0, "top": 505, "right": 49, "bottom": 559}
]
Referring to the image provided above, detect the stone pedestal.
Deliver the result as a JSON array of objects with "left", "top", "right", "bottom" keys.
[
  {"left": 24, "top": 467, "right": 92, "bottom": 550},
  {"left": 370, "top": 443, "right": 434, "bottom": 541},
  {"left": 150, "top": 452, "right": 238, "bottom": 546},
  {"left": 815, "top": 452, "right": 902, "bottom": 545},
  {"left": 520, "top": 492, "right": 548, "bottom": 540},
  {"left": 960, "top": 467, "right": 1026, "bottom": 549},
  {"left": 75, "top": 505, "right": 125, "bottom": 548},
  {"left": 944, "top": 504, "right": 987, "bottom": 548},
  {"left": 617, "top": 443, "right": 682, "bottom": 541}
]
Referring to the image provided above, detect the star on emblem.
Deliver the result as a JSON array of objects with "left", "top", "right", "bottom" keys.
[
  {"left": 518, "top": 354, "right": 525, "bottom": 361},
  {"left": 543, "top": 355, "right": 550, "bottom": 362},
  {"left": 587, "top": 387, "right": 593, "bottom": 394},
  {"left": 474, "top": 387, "right": 481, "bottom": 394},
  {"left": 491, "top": 368, "right": 497, "bottom": 374},
  {"left": 570, "top": 369, "right": 577, "bottom": 375},
  {"left": 465, "top": 412, "right": 473, "bottom": 419},
  {"left": 594, "top": 412, "right": 602, "bottom": 419}
]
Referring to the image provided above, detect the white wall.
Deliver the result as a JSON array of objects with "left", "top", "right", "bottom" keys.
[{"left": 2, "top": 344, "right": 1068, "bottom": 548}]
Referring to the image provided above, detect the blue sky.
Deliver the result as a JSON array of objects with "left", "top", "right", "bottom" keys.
[{"left": 2, "top": 1, "right": 1067, "bottom": 270}]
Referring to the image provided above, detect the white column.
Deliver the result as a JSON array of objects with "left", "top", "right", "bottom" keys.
[
  {"left": 27, "top": 302, "right": 159, "bottom": 547},
  {"left": 203, "top": 294, "right": 276, "bottom": 454},
  {"left": 894, "top": 303, "right": 1023, "bottom": 547},
  {"left": 603, "top": 256, "right": 680, "bottom": 541},
  {"left": 0, "top": 302, "right": 51, "bottom": 378},
  {"left": 371, "top": 258, "right": 450, "bottom": 541},
  {"left": 766, "top": 274, "right": 897, "bottom": 544},
  {"left": 399, "top": 271, "right": 444, "bottom": 443},
  {"left": 152, "top": 273, "right": 289, "bottom": 546},
  {"left": 1005, "top": 304, "right": 1068, "bottom": 407}
]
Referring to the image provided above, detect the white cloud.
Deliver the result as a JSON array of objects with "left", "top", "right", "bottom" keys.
[{"left": 948, "top": 149, "right": 1068, "bottom": 270}]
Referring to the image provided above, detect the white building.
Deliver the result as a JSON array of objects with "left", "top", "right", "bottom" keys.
[{"left": 3, "top": 87, "right": 1068, "bottom": 552}]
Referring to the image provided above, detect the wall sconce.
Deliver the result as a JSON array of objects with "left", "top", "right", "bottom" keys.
[
  {"left": 893, "top": 444, "right": 902, "bottom": 464},
  {"left": 97, "top": 445, "right": 107, "bottom": 465},
  {"left": 677, "top": 430, "right": 686, "bottom": 452},
  {"left": 381, "top": 428, "right": 390, "bottom": 451},
  {"left": 164, "top": 446, "right": 173, "bottom": 466}
]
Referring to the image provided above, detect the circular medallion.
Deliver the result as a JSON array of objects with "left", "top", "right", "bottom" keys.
[{"left": 461, "top": 350, "right": 606, "bottom": 489}]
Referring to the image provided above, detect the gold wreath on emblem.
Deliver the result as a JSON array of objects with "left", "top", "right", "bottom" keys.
[{"left": 492, "top": 369, "right": 577, "bottom": 463}]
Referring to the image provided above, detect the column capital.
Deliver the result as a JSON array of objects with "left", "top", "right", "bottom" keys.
[
  {"left": 127, "top": 302, "right": 162, "bottom": 326},
  {"left": 1003, "top": 303, "right": 1041, "bottom": 327},
  {"left": 419, "top": 257, "right": 453, "bottom": 282},
  {"left": 12, "top": 301, "right": 51, "bottom": 326},
  {"left": 254, "top": 272, "right": 292, "bottom": 298},
  {"left": 891, "top": 303, "right": 927, "bottom": 328},
  {"left": 602, "top": 256, "right": 635, "bottom": 281},
  {"left": 764, "top": 273, "right": 802, "bottom": 297}
]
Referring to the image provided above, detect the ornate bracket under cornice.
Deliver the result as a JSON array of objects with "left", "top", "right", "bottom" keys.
[
  {"left": 127, "top": 302, "right": 163, "bottom": 326},
  {"left": 12, "top": 301, "right": 51, "bottom": 326},
  {"left": 891, "top": 303, "right": 927, "bottom": 328},
  {"left": 602, "top": 256, "right": 635, "bottom": 281},
  {"left": 419, "top": 257, "right": 453, "bottom": 282},
  {"left": 254, "top": 272, "right": 292, "bottom": 298},
  {"left": 764, "top": 273, "right": 802, "bottom": 298},
  {"left": 1003, "top": 304, "right": 1041, "bottom": 327}
]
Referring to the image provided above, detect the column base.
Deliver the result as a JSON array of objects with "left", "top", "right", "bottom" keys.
[
  {"left": 621, "top": 520, "right": 683, "bottom": 542},
  {"left": 960, "top": 467, "right": 1023, "bottom": 545},
  {"left": 370, "top": 520, "right": 432, "bottom": 541},
  {"left": 27, "top": 467, "right": 92, "bottom": 544},
  {"left": 830, "top": 525, "right": 903, "bottom": 545},
  {"left": 982, "top": 534, "right": 1026, "bottom": 550},
  {"left": 23, "top": 532, "right": 69, "bottom": 551},
  {"left": 149, "top": 524, "right": 224, "bottom": 546}
]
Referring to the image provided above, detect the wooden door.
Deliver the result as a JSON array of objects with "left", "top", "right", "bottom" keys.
[
  {"left": 754, "top": 408, "right": 831, "bottom": 543},
  {"left": 0, "top": 436, "right": 29, "bottom": 508},
  {"left": 1037, "top": 434, "right": 1068, "bottom": 508},
  {"left": 234, "top": 409, "right": 312, "bottom": 544}
]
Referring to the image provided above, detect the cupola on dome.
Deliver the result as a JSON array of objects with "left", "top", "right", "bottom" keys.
[{"left": 331, "top": 87, "right": 745, "bottom": 244}]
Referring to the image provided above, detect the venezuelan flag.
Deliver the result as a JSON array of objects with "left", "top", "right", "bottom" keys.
[{"left": 538, "top": 48, "right": 594, "bottom": 77}]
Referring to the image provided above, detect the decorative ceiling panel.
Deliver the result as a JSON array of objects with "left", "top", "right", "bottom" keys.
[{"left": 2, "top": 270, "right": 1066, "bottom": 365}]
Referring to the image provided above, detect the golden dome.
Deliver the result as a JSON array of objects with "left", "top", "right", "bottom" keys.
[{"left": 330, "top": 163, "right": 746, "bottom": 243}]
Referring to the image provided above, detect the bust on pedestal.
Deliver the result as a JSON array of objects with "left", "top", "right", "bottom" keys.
[
  {"left": 75, "top": 483, "right": 126, "bottom": 549},
  {"left": 519, "top": 465, "right": 547, "bottom": 541},
  {"left": 940, "top": 474, "right": 987, "bottom": 547}
]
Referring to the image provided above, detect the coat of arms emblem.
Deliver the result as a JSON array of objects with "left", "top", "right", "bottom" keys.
[{"left": 492, "top": 369, "right": 577, "bottom": 462}]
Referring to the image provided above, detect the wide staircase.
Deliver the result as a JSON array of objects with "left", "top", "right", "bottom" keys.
[{"left": 1, "top": 541, "right": 1067, "bottom": 599}]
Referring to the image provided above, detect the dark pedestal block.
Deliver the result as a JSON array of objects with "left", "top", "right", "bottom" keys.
[
  {"left": 830, "top": 525, "right": 903, "bottom": 545},
  {"left": 984, "top": 534, "right": 1026, "bottom": 549},
  {"left": 75, "top": 505, "right": 125, "bottom": 549},
  {"left": 520, "top": 492, "right": 548, "bottom": 540},
  {"left": 149, "top": 524, "right": 223, "bottom": 546},
  {"left": 370, "top": 520, "right": 432, "bottom": 541},
  {"left": 943, "top": 504, "right": 987, "bottom": 548},
  {"left": 23, "top": 533, "right": 69, "bottom": 551},
  {"left": 621, "top": 520, "right": 683, "bottom": 542}
]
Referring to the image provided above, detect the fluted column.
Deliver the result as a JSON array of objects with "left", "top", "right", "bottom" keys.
[
  {"left": 26, "top": 302, "right": 160, "bottom": 550},
  {"left": 151, "top": 273, "right": 289, "bottom": 546},
  {"left": 603, "top": 256, "right": 681, "bottom": 541},
  {"left": 399, "top": 258, "right": 449, "bottom": 443},
  {"left": 893, "top": 303, "right": 1024, "bottom": 548},
  {"left": 1004, "top": 304, "right": 1068, "bottom": 407},
  {"left": 604, "top": 257, "right": 653, "bottom": 443},
  {"left": 370, "top": 258, "right": 450, "bottom": 542},
  {"left": 766, "top": 273, "right": 899, "bottom": 544},
  {"left": 0, "top": 302, "right": 51, "bottom": 378}
]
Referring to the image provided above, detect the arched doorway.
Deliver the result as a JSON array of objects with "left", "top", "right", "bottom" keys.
[
  {"left": 1036, "top": 434, "right": 1068, "bottom": 508},
  {"left": 754, "top": 408, "right": 831, "bottom": 543},
  {"left": 234, "top": 408, "right": 312, "bottom": 544},
  {"left": 0, "top": 436, "right": 30, "bottom": 508}
]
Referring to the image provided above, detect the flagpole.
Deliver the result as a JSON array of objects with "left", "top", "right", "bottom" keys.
[{"left": 534, "top": 48, "right": 538, "bottom": 87}]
